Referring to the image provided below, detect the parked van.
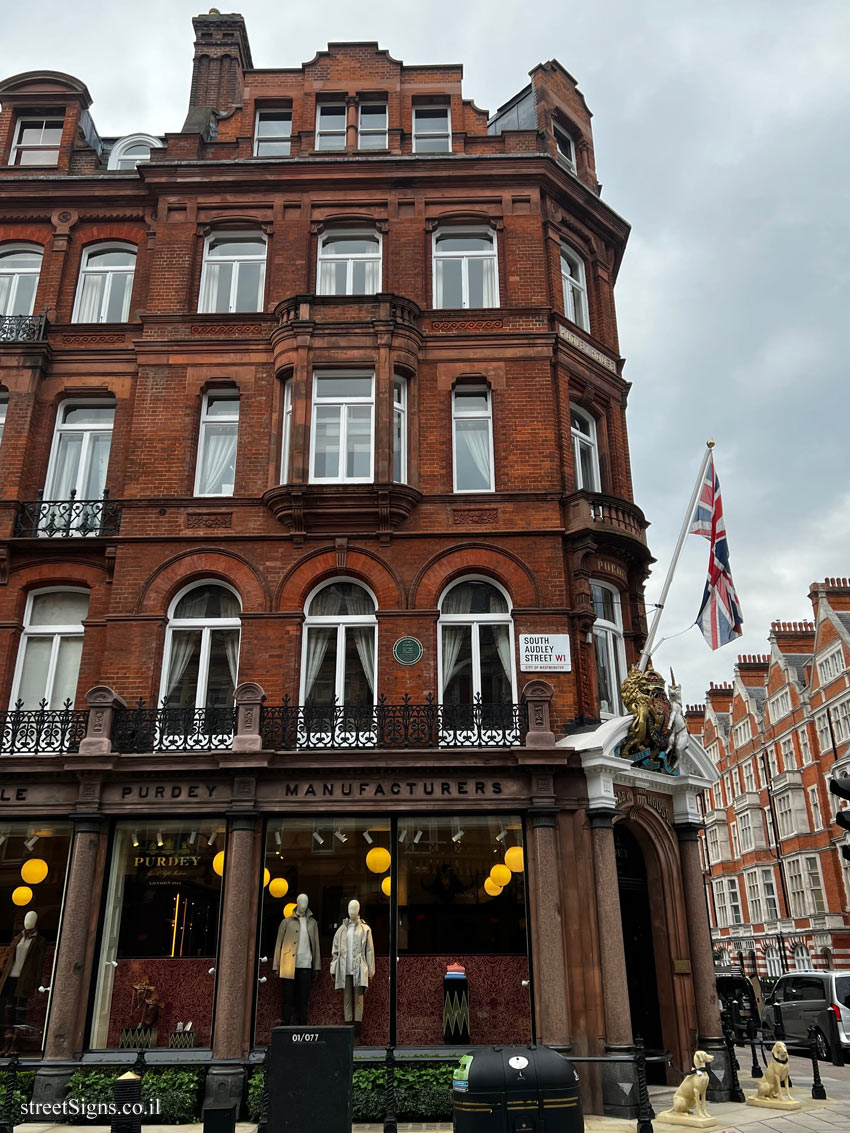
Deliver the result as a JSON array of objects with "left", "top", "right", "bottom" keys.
[{"left": 761, "top": 970, "right": 850, "bottom": 1060}]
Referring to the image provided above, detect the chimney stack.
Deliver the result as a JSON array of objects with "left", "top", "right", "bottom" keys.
[{"left": 184, "top": 10, "right": 253, "bottom": 132}]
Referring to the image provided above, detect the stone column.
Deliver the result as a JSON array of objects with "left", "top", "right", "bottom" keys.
[
  {"left": 589, "top": 809, "right": 637, "bottom": 1118},
  {"left": 207, "top": 813, "right": 260, "bottom": 1111},
  {"left": 676, "top": 822, "right": 731, "bottom": 1101},
  {"left": 36, "top": 818, "right": 106, "bottom": 1101},
  {"left": 527, "top": 808, "right": 570, "bottom": 1047}
]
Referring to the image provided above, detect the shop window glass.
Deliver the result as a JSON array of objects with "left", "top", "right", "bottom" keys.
[
  {"left": 0, "top": 822, "right": 72, "bottom": 1056},
  {"left": 255, "top": 816, "right": 389, "bottom": 1047},
  {"left": 397, "top": 816, "right": 529, "bottom": 1045},
  {"left": 90, "top": 820, "right": 225, "bottom": 1049}
]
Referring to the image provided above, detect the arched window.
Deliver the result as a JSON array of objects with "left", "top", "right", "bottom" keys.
[
  {"left": 317, "top": 231, "right": 381, "bottom": 296},
  {"left": 302, "top": 581, "right": 377, "bottom": 707},
  {"left": 439, "top": 579, "right": 515, "bottom": 705},
  {"left": 433, "top": 230, "right": 498, "bottom": 309},
  {"left": 160, "top": 583, "right": 241, "bottom": 710},
  {"left": 107, "top": 134, "right": 162, "bottom": 171},
  {"left": 571, "top": 406, "right": 600, "bottom": 491},
  {"left": 591, "top": 581, "right": 626, "bottom": 717},
  {"left": 199, "top": 233, "right": 266, "bottom": 314},
  {"left": 11, "top": 589, "right": 89, "bottom": 709},
  {"left": 0, "top": 245, "right": 42, "bottom": 317},
  {"left": 72, "top": 243, "right": 136, "bottom": 323},
  {"left": 765, "top": 946, "right": 783, "bottom": 977},
  {"left": 561, "top": 243, "right": 589, "bottom": 330},
  {"left": 793, "top": 943, "right": 812, "bottom": 970}
]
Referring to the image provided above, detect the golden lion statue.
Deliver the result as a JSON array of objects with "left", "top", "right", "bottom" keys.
[{"left": 620, "top": 664, "right": 667, "bottom": 762}]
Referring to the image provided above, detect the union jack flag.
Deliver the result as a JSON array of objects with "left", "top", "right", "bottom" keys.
[{"left": 689, "top": 453, "right": 743, "bottom": 649}]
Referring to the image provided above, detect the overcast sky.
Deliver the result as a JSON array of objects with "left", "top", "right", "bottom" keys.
[{"left": 4, "top": 0, "right": 848, "bottom": 707}]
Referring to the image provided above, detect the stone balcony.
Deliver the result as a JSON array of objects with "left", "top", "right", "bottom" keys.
[{"left": 563, "top": 490, "right": 650, "bottom": 560}]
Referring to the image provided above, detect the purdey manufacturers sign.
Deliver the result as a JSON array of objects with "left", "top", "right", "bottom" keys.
[
  {"left": 259, "top": 777, "right": 518, "bottom": 802},
  {"left": 519, "top": 634, "right": 571, "bottom": 672}
]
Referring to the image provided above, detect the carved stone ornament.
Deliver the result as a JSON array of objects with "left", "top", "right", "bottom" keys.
[{"left": 617, "top": 665, "right": 684, "bottom": 775}]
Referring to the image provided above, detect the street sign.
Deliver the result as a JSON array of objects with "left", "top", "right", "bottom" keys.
[{"left": 519, "top": 634, "right": 571, "bottom": 672}]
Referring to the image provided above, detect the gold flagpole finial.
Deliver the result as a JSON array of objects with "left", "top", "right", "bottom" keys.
[{"left": 707, "top": 439, "right": 715, "bottom": 448}]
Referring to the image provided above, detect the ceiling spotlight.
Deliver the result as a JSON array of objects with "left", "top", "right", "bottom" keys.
[
  {"left": 312, "top": 831, "right": 324, "bottom": 846},
  {"left": 413, "top": 830, "right": 423, "bottom": 845},
  {"left": 452, "top": 829, "right": 464, "bottom": 844},
  {"left": 496, "top": 829, "right": 507, "bottom": 843},
  {"left": 208, "top": 832, "right": 217, "bottom": 848},
  {"left": 362, "top": 831, "right": 373, "bottom": 844},
  {"left": 398, "top": 829, "right": 407, "bottom": 843},
  {"left": 24, "top": 835, "right": 39, "bottom": 851},
  {"left": 187, "top": 830, "right": 197, "bottom": 846},
  {"left": 334, "top": 830, "right": 347, "bottom": 844},
  {"left": 132, "top": 831, "right": 140, "bottom": 848},
  {"left": 156, "top": 831, "right": 164, "bottom": 847},
  {"left": 274, "top": 831, "right": 282, "bottom": 847}
]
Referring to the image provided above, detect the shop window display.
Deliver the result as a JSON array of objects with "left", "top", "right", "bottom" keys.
[
  {"left": 90, "top": 820, "right": 224, "bottom": 1049},
  {"left": 0, "top": 823, "right": 72, "bottom": 1055}
]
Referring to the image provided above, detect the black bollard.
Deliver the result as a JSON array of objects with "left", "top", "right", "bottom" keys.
[
  {"left": 0, "top": 1054, "right": 19, "bottom": 1133},
  {"left": 807, "top": 1026, "right": 827, "bottom": 1100},
  {"left": 747, "top": 1017, "right": 763, "bottom": 1079},
  {"left": 383, "top": 1044, "right": 397, "bottom": 1133},
  {"left": 110, "top": 1070, "right": 142, "bottom": 1133},
  {"left": 721, "top": 1012, "right": 745, "bottom": 1103},
  {"left": 634, "top": 1035, "right": 655, "bottom": 1133}
]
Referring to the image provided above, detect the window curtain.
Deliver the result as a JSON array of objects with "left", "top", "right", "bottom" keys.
[
  {"left": 351, "top": 627, "right": 375, "bottom": 694},
  {"left": 440, "top": 585, "right": 471, "bottom": 695},
  {"left": 165, "top": 589, "right": 210, "bottom": 701},
  {"left": 223, "top": 630, "right": 240, "bottom": 693},
  {"left": 360, "top": 259, "right": 380, "bottom": 295},
  {"left": 492, "top": 625, "right": 512, "bottom": 692},
  {"left": 48, "top": 434, "right": 83, "bottom": 500},
  {"left": 305, "top": 586, "right": 376, "bottom": 701},
  {"left": 76, "top": 273, "right": 105, "bottom": 322},
  {"left": 199, "top": 424, "right": 237, "bottom": 494},
  {"left": 480, "top": 258, "right": 497, "bottom": 307},
  {"left": 304, "top": 628, "right": 331, "bottom": 702},
  {"left": 457, "top": 419, "right": 491, "bottom": 487}
]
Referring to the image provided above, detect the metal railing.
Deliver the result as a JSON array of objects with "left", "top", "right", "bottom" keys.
[
  {"left": 260, "top": 694, "right": 528, "bottom": 750},
  {"left": 15, "top": 490, "right": 122, "bottom": 538},
  {"left": 0, "top": 314, "right": 46, "bottom": 343},
  {"left": 0, "top": 700, "right": 87, "bottom": 754},
  {"left": 112, "top": 701, "right": 237, "bottom": 753}
]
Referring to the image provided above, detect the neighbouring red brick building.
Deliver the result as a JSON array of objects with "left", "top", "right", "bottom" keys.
[
  {"left": 0, "top": 11, "right": 729, "bottom": 1115},
  {"left": 689, "top": 578, "right": 850, "bottom": 990}
]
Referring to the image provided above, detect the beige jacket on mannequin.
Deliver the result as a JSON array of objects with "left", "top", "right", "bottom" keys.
[
  {"left": 330, "top": 918, "right": 375, "bottom": 990},
  {"left": 273, "top": 912, "right": 321, "bottom": 980}
]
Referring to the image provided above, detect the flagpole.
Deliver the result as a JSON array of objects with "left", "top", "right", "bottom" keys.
[{"left": 637, "top": 440, "right": 715, "bottom": 672}]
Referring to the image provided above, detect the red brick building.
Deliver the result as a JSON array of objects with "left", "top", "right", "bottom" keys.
[
  {"left": 689, "top": 578, "right": 850, "bottom": 985},
  {"left": 0, "top": 11, "right": 729, "bottom": 1115}
]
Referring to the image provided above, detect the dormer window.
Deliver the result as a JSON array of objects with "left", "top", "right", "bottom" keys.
[
  {"left": 107, "top": 134, "right": 163, "bottom": 171},
  {"left": 10, "top": 117, "right": 63, "bottom": 166},
  {"left": 553, "top": 123, "right": 576, "bottom": 172},
  {"left": 254, "top": 109, "right": 292, "bottom": 157}
]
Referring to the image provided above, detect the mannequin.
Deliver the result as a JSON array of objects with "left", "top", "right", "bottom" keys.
[
  {"left": 0, "top": 910, "right": 46, "bottom": 1054},
  {"left": 273, "top": 893, "right": 320, "bottom": 1025},
  {"left": 330, "top": 899, "right": 375, "bottom": 1042}
]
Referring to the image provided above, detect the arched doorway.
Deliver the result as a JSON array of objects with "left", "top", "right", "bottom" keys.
[{"left": 614, "top": 824, "right": 665, "bottom": 1080}]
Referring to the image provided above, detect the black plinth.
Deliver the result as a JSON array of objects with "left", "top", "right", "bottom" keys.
[{"left": 267, "top": 1025, "right": 353, "bottom": 1133}]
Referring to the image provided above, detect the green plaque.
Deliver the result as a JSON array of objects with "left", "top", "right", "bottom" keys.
[{"left": 393, "top": 636, "right": 423, "bottom": 666}]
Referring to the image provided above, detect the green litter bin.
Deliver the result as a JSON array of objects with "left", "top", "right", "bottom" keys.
[{"left": 452, "top": 1045, "right": 583, "bottom": 1132}]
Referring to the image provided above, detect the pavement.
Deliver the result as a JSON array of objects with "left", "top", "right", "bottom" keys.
[{"left": 14, "top": 1052, "right": 850, "bottom": 1132}]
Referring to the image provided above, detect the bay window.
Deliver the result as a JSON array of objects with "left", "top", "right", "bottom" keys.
[
  {"left": 195, "top": 389, "right": 239, "bottom": 497},
  {"left": 281, "top": 379, "right": 293, "bottom": 484},
  {"left": 571, "top": 406, "right": 600, "bottom": 491},
  {"left": 72, "top": 244, "right": 136, "bottom": 323},
  {"left": 0, "top": 246, "right": 42, "bottom": 316},
  {"left": 433, "top": 230, "right": 498, "bottom": 309},
  {"left": 310, "top": 372, "right": 374, "bottom": 483},
  {"left": 561, "top": 244, "right": 589, "bottom": 330},
  {"left": 0, "top": 395, "right": 6, "bottom": 446},
  {"left": 11, "top": 590, "right": 89, "bottom": 709},
  {"left": 317, "top": 232, "right": 381, "bottom": 295},
  {"left": 591, "top": 581, "right": 626, "bottom": 717},
  {"left": 393, "top": 376, "right": 407, "bottom": 483},
  {"left": 199, "top": 234, "right": 266, "bottom": 314},
  {"left": 452, "top": 385, "right": 493, "bottom": 492}
]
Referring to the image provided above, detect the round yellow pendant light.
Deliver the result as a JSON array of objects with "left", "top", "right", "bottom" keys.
[
  {"left": 504, "top": 846, "right": 524, "bottom": 873},
  {"left": 20, "top": 859, "right": 48, "bottom": 885},
  {"left": 483, "top": 878, "right": 502, "bottom": 897},
  {"left": 262, "top": 868, "right": 271, "bottom": 887},
  {"left": 269, "top": 877, "right": 289, "bottom": 899},
  {"left": 490, "top": 864, "right": 512, "bottom": 888},
  {"left": 366, "top": 847, "right": 391, "bottom": 874},
  {"left": 213, "top": 851, "right": 225, "bottom": 876},
  {"left": 12, "top": 886, "right": 32, "bottom": 906},
  {"left": 381, "top": 876, "right": 391, "bottom": 897},
  {"left": 283, "top": 902, "right": 296, "bottom": 918}
]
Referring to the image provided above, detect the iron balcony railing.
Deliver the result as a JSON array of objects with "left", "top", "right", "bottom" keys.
[
  {"left": 0, "top": 314, "right": 46, "bottom": 344},
  {"left": 113, "top": 701, "right": 237, "bottom": 753},
  {"left": 260, "top": 694, "right": 528, "bottom": 750},
  {"left": 15, "top": 490, "right": 122, "bottom": 538},
  {"left": 0, "top": 700, "right": 88, "bottom": 755}
]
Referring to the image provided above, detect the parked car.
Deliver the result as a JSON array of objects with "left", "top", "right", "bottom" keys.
[
  {"left": 761, "top": 970, "right": 850, "bottom": 1060},
  {"left": 715, "top": 973, "right": 757, "bottom": 1040}
]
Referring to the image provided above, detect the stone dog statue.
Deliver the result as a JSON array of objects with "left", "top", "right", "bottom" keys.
[
  {"left": 756, "top": 1041, "right": 794, "bottom": 1102},
  {"left": 657, "top": 1050, "right": 715, "bottom": 1127}
]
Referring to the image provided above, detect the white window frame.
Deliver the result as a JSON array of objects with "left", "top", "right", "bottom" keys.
[
  {"left": 834, "top": 699, "right": 850, "bottom": 742},
  {"left": 816, "top": 712, "right": 832, "bottom": 754},
  {"left": 713, "top": 879, "right": 729, "bottom": 927},
  {"left": 0, "top": 395, "right": 6, "bottom": 447},
  {"left": 0, "top": 243, "right": 43, "bottom": 316},
  {"left": 107, "top": 133, "right": 162, "bottom": 171},
  {"left": 808, "top": 786, "right": 822, "bottom": 830},
  {"left": 739, "top": 810, "right": 754, "bottom": 851},
  {"left": 309, "top": 370, "right": 375, "bottom": 485},
  {"left": 727, "top": 877, "right": 743, "bottom": 925},
  {"left": 780, "top": 735, "right": 796, "bottom": 771},
  {"left": 198, "top": 232, "right": 267, "bottom": 315},
  {"left": 253, "top": 108, "right": 292, "bottom": 157},
  {"left": 158, "top": 581, "right": 242, "bottom": 711},
  {"left": 765, "top": 946, "right": 782, "bottom": 977},
  {"left": 280, "top": 378, "right": 293, "bottom": 485},
  {"left": 799, "top": 727, "right": 811, "bottom": 763},
  {"left": 570, "top": 405, "right": 600, "bottom": 492},
  {"left": 745, "top": 871, "right": 763, "bottom": 923},
  {"left": 10, "top": 117, "right": 63, "bottom": 166},
  {"left": 776, "top": 792, "right": 794, "bottom": 838},
  {"left": 316, "top": 230, "right": 382, "bottom": 296},
  {"left": 787, "top": 857, "right": 805, "bottom": 917},
  {"left": 553, "top": 122, "right": 577, "bottom": 172},
  {"left": 432, "top": 228, "right": 499, "bottom": 310},
  {"left": 591, "top": 580, "right": 627, "bottom": 719},
  {"left": 393, "top": 375, "right": 407, "bottom": 484},
  {"left": 452, "top": 384, "right": 494, "bottom": 493},
  {"left": 805, "top": 854, "right": 827, "bottom": 914},
  {"left": 194, "top": 389, "right": 240, "bottom": 498},
  {"left": 9, "top": 587, "right": 88, "bottom": 709},
  {"left": 761, "top": 867, "right": 779, "bottom": 921},
  {"left": 358, "top": 102, "right": 388, "bottom": 149},
  {"left": 818, "top": 646, "right": 844, "bottom": 686},
  {"left": 730, "top": 821, "right": 740, "bottom": 858},
  {"left": 43, "top": 399, "right": 115, "bottom": 502},
  {"left": 437, "top": 576, "right": 517, "bottom": 705},
  {"left": 413, "top": 106, "right": 451, "bottom": 153},
  {"left": 770, "top": 688, "right": 792, "bottom": 722},
  {"left": 793, "top": 944, "right": 812, "bottom": 970},
  {"left": 560, "top": 244, "right": 589, "bottom": 331},
  {"left": 315, "top": 102, "right": 347, "bottom": 151},
  {"left": 300, "top": 578, "right": 378, "bottom": 705},
  {"left": 732, "top": 717, "right": 752, "bottom": 747},
  {"left": 71, "top": 242, "right": 136, "bottom": 324}
]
